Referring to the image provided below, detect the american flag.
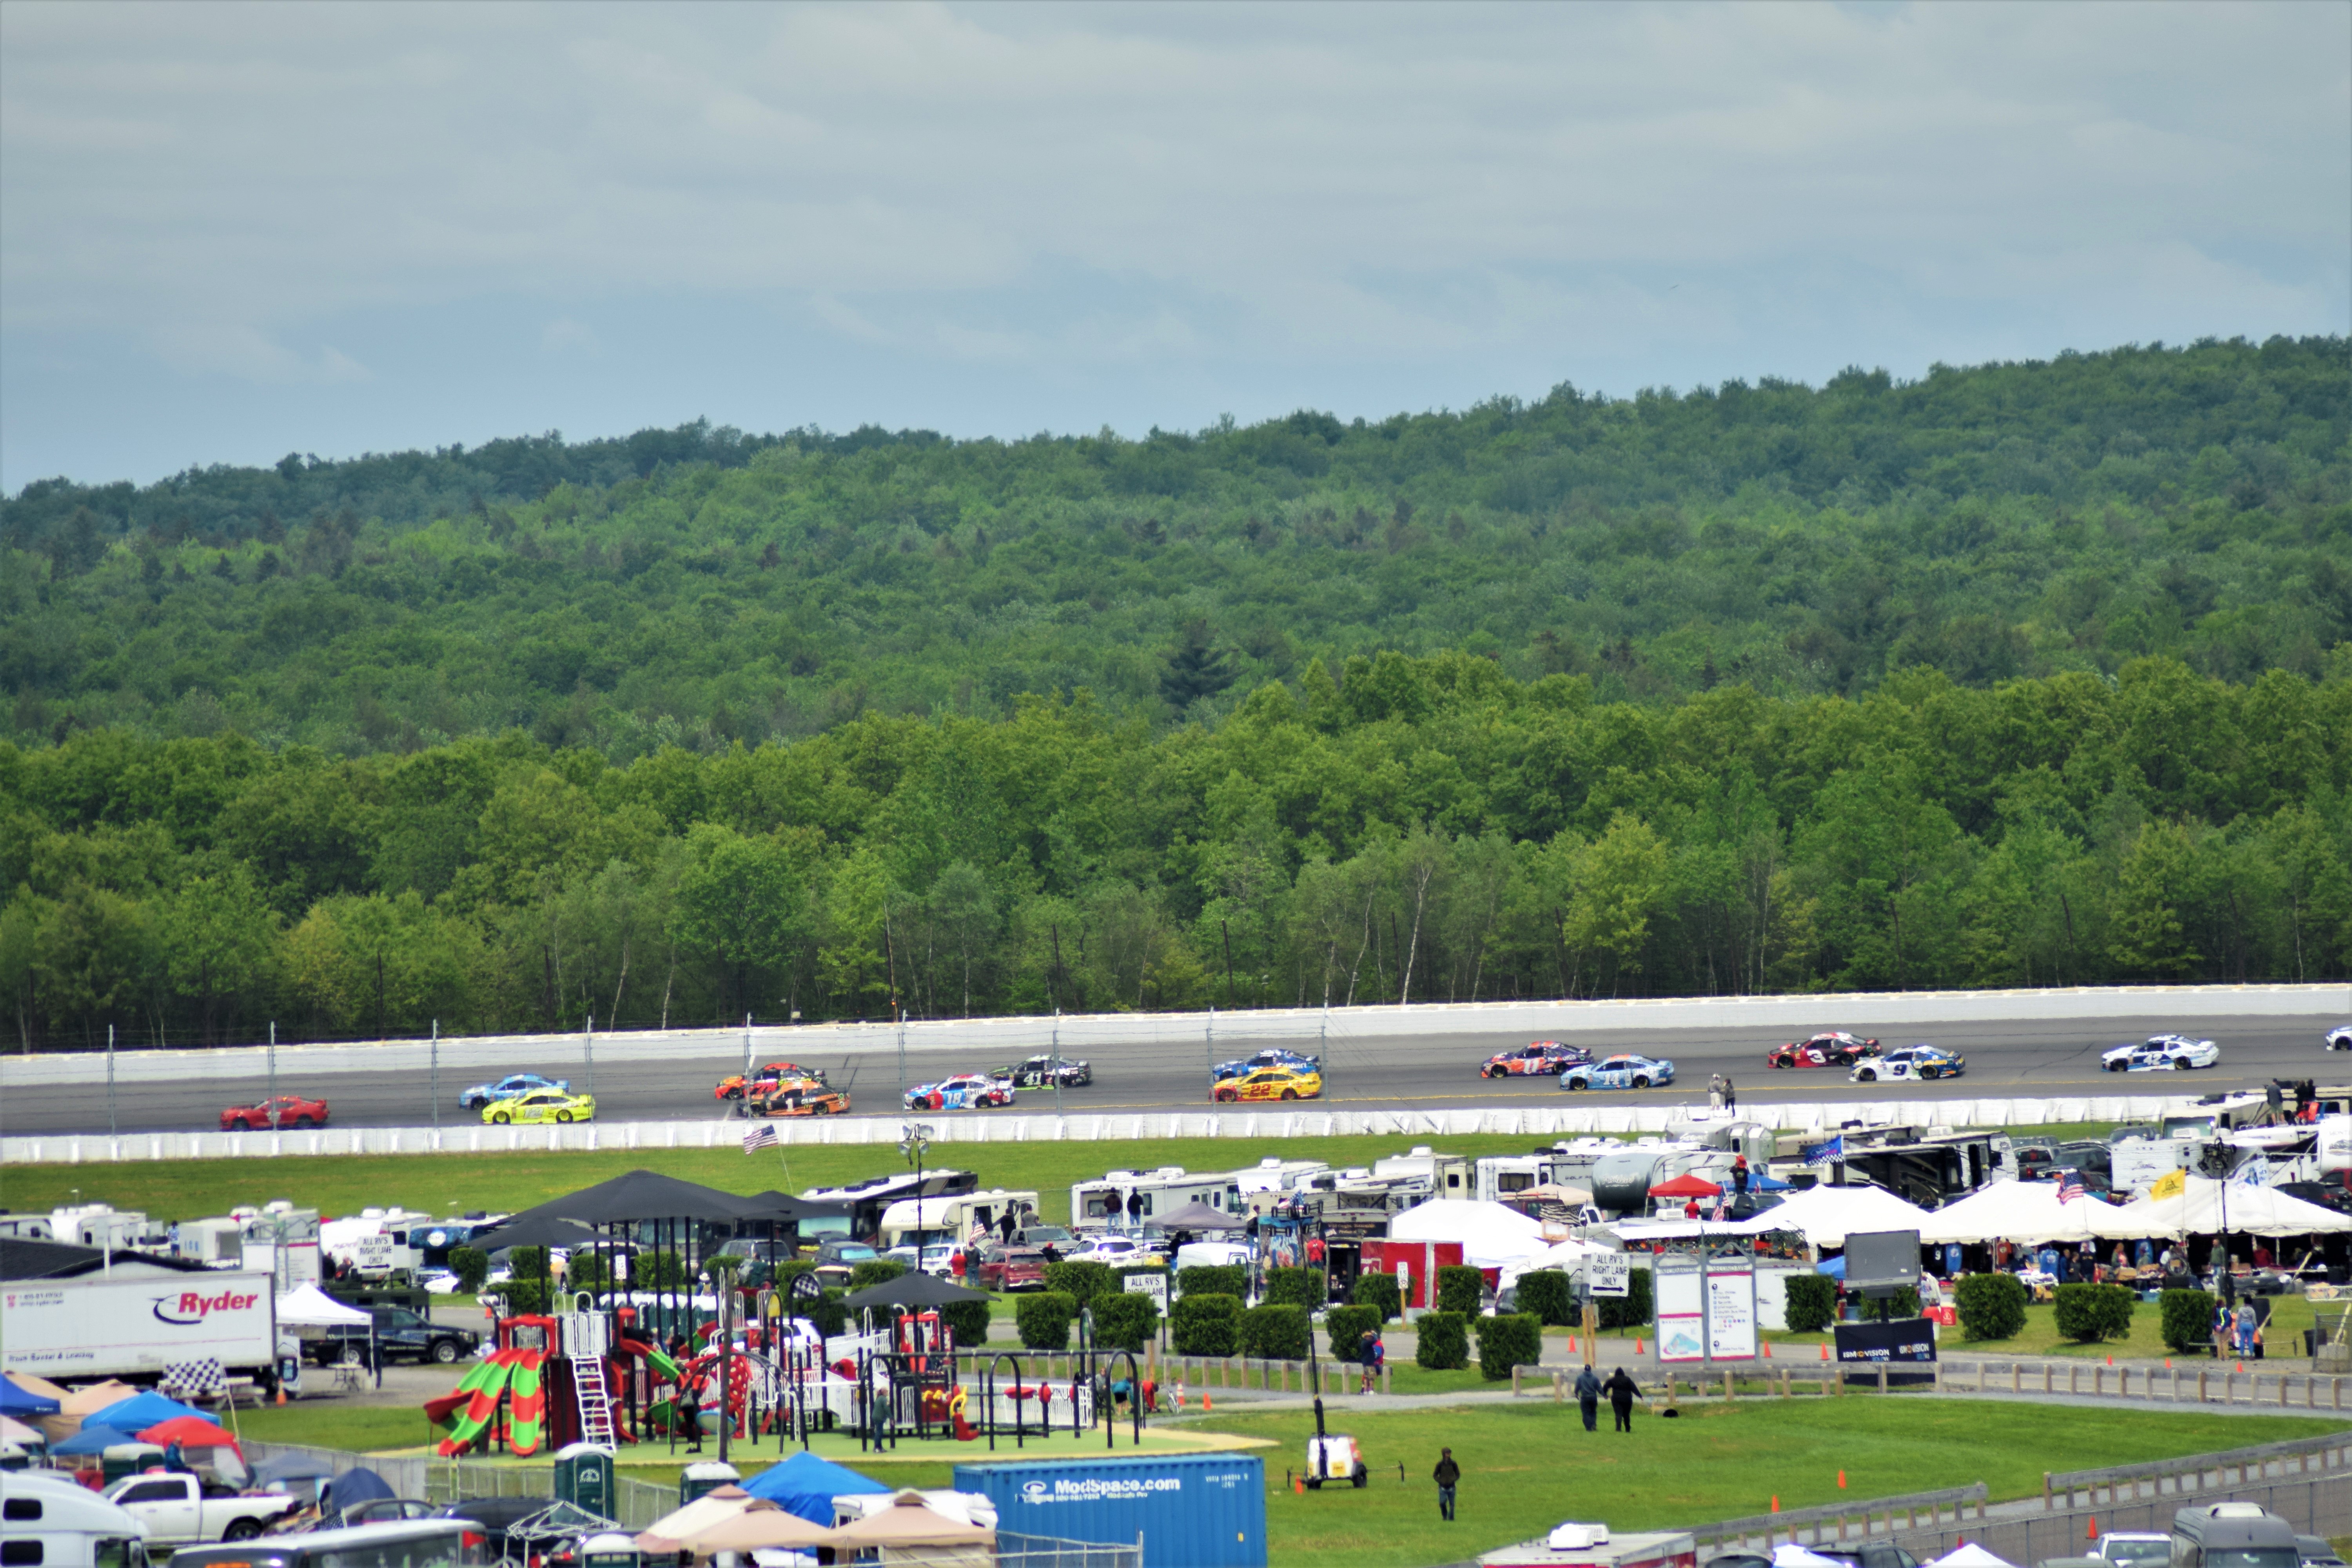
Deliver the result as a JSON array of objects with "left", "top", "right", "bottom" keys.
[
  {"left": 2055, "top": 1171, "right": 2086, "bottom": 1203},
  {"left": 742, "top": 1123, "right": 779, "bottom": 1154}
]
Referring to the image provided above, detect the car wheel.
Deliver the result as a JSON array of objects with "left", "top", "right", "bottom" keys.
[
  {"left": 2106, "top": 1061, "right": 2125, "bottom": 1072},
  {"left": 1921, "top": 1067, "right": 1939, "bottom": 1080},
  {"left": 226, "top": 1120, "right": 244, "bottom": 1132},
  {"left": 492, "top": 1112, "right": 512, "bottom": 1125},
  {"left": 1857, "top": 1069, "right": 1877, "bottom": 1082},
  {"left": 1566, "top": 1079, "right": 1586, "bottom": 1091},
  {"left": 555, "top": 1110, "right": 573, "bottom": 1123},
  {"left": 1214, "top": 1090, "right": 1235, "bottom": 1103},
  {"left": 1632, "top": 1076, "right": 1649, "bottom": 1089},
  {"left": 1352, "top": 1467, "right": 1368, "bottom": 1488},
  {"left": 294, "top": 1116, "right": 316, "bottom": 1129},
  {"left": 1304, "top": 1477, "right": 1321, "bottom": 1490},
  {"left": 2173, "top": 1058, "right": 2192, "bottom": 1071},
  {"left": 1771, "top": 1058, "right": 1787, "bottom": 1069},
  {"left": 1483, "top": 1066, "right": 1501, "bottom": 1078},
  {"left": 432, "top": 1338, "right": 461, "bottom": 1364},
  {"left": 224, "top": 1521, "right": 263, "bottom": 1542},
  {"left": 1281, "top": 1089, "right": 1299, "bottom": 1101}
]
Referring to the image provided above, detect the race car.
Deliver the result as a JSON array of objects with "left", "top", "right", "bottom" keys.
[
  {"left": 1481, "top": 1041, "right": 1593, "bottom": 1078},
  {"left": 1768, "top": 1032, "right": 1880, "bottom": 1069},
  {"left": 1212, "top": 1048, "right": 1320, "bottom": 1083},
  {"left": 994, "top": 1053, "right": 1093, "bottom": 1089},
  {"left": 1212, "top": 1065, "right": 1323, "bottom": 1103},
  {"left": 1561, "top": 1054, "right": 1674, "bottom": 1091},
  {"left": 458, "top": 1072, "right": 569, "bottom": 1110},
  {"left": 2102, "top": 1034, "right": 2220, "bottom": 1072},
  {"left": 744, "top": 1082, "right": 852, "bottom": 1118},
  {"left": 1850, "top": 1045, "right": 1966, "bottom": 1084},
  {"left": 482, "top": 1087, "right": 597, "bottom": 1124},
  {"left": 713, "top": 1061, "right": 830, "bottom": 1100},
  {"left": 904, "top": 1073, "right": 1015, "bottom": 1111},
  {"left": 221, "top": 1093, "right": 329, "bottom": 1131},
  {"left": 2326, "top": 1023, "right": 2352, "bottom": 1052}
]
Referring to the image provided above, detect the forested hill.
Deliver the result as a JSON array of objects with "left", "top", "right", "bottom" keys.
[{"left": 4, "top": 336, "right": 2348, "bottom": 755}]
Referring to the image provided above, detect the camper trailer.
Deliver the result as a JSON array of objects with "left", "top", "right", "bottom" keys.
[
  {"left": 1071, "top": 1167, "right": 1244, "bottom": 1232},
  {"left": 1476, "top": 1155, "right": 1550, "bottom": 1204},
  {"left": 50, "top": 1205, "right": 168, "bottom": 1254},
  {"left": 803, "top": 1169, "right": 980, "bottom": 1243},
  {"left": 878, "top": 1188, "right": 1040, "bottom": 1250},
  {"left": 1588, "top": 1142, "right": 1717, "bottom": 1216},
  {"left": 1370, "top": 1146, "right": 1470, "bottom": 1200},
  {"left": 1768, "top": 1125, "right": 2010, "bottom": 1207}
]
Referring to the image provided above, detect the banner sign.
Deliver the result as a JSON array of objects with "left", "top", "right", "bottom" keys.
[
  {"left": 1833, "top": 1318, "right": 1937, "bottom": 1385},
  {"left": 1587, "top": 1254, "right": 1632, "bottom": 1298},
  {"left": 1654, "top": 1258, "right": 1705, "bottom": 1363},
  {"left": 1704, "top": 1261, "right": 1757, "bottom": 1361}
]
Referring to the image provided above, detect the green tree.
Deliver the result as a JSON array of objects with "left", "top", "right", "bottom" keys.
[{"left": 158, "top": 866, "right": 279, "bottom": 1044}]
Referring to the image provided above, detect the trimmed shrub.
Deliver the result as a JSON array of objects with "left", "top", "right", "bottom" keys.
[
  {"left": 848, "top": 1258, "right": 907, "bottom": 1292},
  {"left": 1239, "top": 1303, "right": 1312, "bottom": 1361},
  {"left": 633, "top": 1252, "right": 687, "bottom": 1289},
  {"left": 1044, "top": 1259, "right": 1115, "bottom": 1308},
  {"left": 2160, "top": 1288, "right": 2216, "bottom": 1352},
  {"left": 448, "top": 1247, "right": 489, "bottom": 1294},
  {"left": 1597, "top": 1266, "right": 1653, "bottom": 1330},
  {"left": 1352, "top": 1271, "right": 1402, "bottom": 1321},
  {"left": 1323, "top": 1305, "right": 1381, "bottom": 1361},
  {"left": 508, "top": 1246, "right": 548, "bottom": 1280},
  {"left": 1953, "top": 1272, "right": 2028, "bottom": 1341},
  {"left": 941, "top": 1297, "right": 991, "bottom": 1347},
  {"left": 803, "top": 1288, "right": 849, "bottom": 1339},
  {"left": 1089, "top": 1290, "right": 1158, "bottom": 1354},
  {"left": 1265, "top": 1267, "right": 1327, "bottom": 1309},
  {"left": 2053, "top": 1282, "right": 2135, "bottom": 1343},
  {"left": 497, "top": 1278, "right": 547, "bottom": 1316},
  {"left": 1781, "top": 1273, "right": 1837, "bottom": 1334},
  {"left": 1016, "top": 1292, "right": 1077, "bottom": 1350},
  {"left": 1178, "top": 1265, "right": 1247, "bottom": 1301},
  {"left": 1435, "top": 1266, "right": 1484, "bottom": 1316},
  {"left": 1171, "top": 1293, "right": 1242, "bottom": 1357},
  {"left": 1416, "top": 1310, "right": 1470, "bottom": 1370},
  {"left": 1514, "top": 1269, "right": 1575, "bottom": 1327},
  {"left": 1475, "top": 1312, "right": 1542, "bottom": 1382}
]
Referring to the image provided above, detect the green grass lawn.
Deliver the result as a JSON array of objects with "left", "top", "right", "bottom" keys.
[
  {"left": 232, "top": 1401, "right": 452, "bottom": 1452},
  {"left": 1736, "top": 1295, "right": 2322, "bottom": 1362}
]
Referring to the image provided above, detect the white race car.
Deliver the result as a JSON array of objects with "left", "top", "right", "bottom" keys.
[
  {"left": 1850, "top": 1045, "right": 1966, "bottom": 1083},
  {"left": 2102, "top": 1034, "right": 2219, "bottom": 1072},
  {"left": 2326, "top": 1023, "right": 2352, "bottom": 1053}
]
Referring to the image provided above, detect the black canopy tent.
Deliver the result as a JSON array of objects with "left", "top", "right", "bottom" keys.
[
  {"left": 841, "top": 1271, "right": 991, "bottom": 1310},
  {"left": 1155, "top": 1200, "right": 1250, "bottom": 1232}
]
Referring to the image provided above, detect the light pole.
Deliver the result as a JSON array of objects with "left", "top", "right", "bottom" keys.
[
  {"left": 900, "top": 1122, "right": 935, "bottom": 1255},
  {"left": 2199, "top": 1141, "right": 2234, "bottom": 1304}
]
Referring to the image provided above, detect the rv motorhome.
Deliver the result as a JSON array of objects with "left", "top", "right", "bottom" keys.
[
  {"left": 878, "top": 1187, "right": 1040, "bottom": 1250},
  {"left": 1072, "top": 1167, "right": 1244, "bottom": 1231}
]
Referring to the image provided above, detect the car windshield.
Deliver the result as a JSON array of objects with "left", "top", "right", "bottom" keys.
[{"left": 2104, "top": 1544, "right": 2168, "bottom": 1566}]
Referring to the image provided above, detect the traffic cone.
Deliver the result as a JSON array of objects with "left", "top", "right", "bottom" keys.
[
  {"left": 1294, "top": 1476, "right": 1305, "bottom": 1495},
  {"left": 2236, "top": 1361, "right": 2245, "bottom": 1373},
  {"left": 1837, "top": 1471, "right": 1847, "bottom": 1490},
  {"left": 2088, "top": 1519, "right": 2098, "bottom": 1541},
  {"left": 1203, "top": 1395, "right": 1213, "bottom": 1412},
  {"left": 2165, "top": 1359, "right": 2172, "bottom": 1369},
  {"left": 1819, "top": 1343, "right": 1830, "bottom": 1361},
  {"left": 2106, "top": 1356, "right": 2113, "bottom": 1367},
  {"left": 1636, "top": 1339, "right": 1645, "bottom": 1355},
  {"left": 275, "top": 1387, "right": 286, "bottom": 1406},
  {"left": 1569, "top": 1336, "right": 1578, "bottom": 1353},
  {"left": 1763, "top": 1341, "right": 1772, "bottom": 1359},
  {"left": 1771, "top": 1497, "right": 1780, "bottom": 1514}
]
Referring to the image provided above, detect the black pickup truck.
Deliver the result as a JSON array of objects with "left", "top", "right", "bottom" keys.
[{"left": 309, "top": 1303, "right": 480, "bottom": 1365}]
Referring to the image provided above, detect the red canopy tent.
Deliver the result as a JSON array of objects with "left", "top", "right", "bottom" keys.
[
  {"left": 1647, "top": 1172, "right": 1723, "bottom": 1199},
  {"left": 139, "top": 1415, "right": 243, "bottom": 1456}
]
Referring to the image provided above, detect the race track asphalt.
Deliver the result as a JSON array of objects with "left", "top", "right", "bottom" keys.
[{"left": 4, "top": 1010, "right": 2346, "bottom": 1138}]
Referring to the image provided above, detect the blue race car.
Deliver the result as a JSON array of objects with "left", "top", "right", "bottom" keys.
[
  {"left": 1211, "top": 1048, "right": 1321, "bottom": 1083},
  {"left": 1561, "top": 1054, "right": 1675, "bottom": 1091},
  {"left": 459, "top": 1072, "right": 570, "bottom": 1110}
]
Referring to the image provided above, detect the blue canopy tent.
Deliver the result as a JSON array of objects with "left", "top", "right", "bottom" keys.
[
  {"left": 87, "top": 1392, "right": 202, "bottom": 1432},
  {"left": 0, "top": 1375, "right": 61, "bottom": 1417},
  {"left": 1815, "top": 1255, "right": 1846, "bottom": 1278},
  {"left": 322, "top": 1468, "right": 395, "bottom": 1519},
  {"left": 740, "top": 1451, "right": 890, "bottom": 1526},
  {"left": 53, "top": 1425, "right": 141, "bottom": 1457}
]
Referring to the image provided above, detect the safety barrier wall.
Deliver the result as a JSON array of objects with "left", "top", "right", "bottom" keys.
[
  {"left": 5, "top": 982, "right": 2342, "bottom": 1090},
  {"left": 2, "top": 1092, "right": 2209, "bottom": 1165}
]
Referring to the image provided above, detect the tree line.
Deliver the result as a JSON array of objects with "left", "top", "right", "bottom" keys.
[{"left": 6, "top": 652, "right": 2347, "bottom": 1052}]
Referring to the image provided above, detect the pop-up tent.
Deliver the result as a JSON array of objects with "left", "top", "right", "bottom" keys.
[
  {"left": 1730, "top": 1183, "right": 1933, "bottom": 1248},
  {"left": 274, "top": 1284, "right": 373, "bottom": 1327},
  {"left": 1918, "top": 1180, "right": 2120, "bottom": 1246},
  {"left": 1389, "top": 1200, "right": 1546, "bottom": 1267},
  {"left": 1648, "top": 1173, "right": 1722, "bottom": 1199},
  {"left": 86, "top": 1391, "right": 202, "bottom": 1433},
  {"left": 2105, "top": 1175, "right": 2352, "bottom": 1240},
  {"left": 0, "top": 1374, "right": 60, "bottom": 1418},
  {"left": 740, "top": 1449, "right": 892, "bottom": 1525},
  {"left": 51, "top": 1425, "right": 139, "bottom": 1457},
  {"left": 1929, "top": 1545, "right": 2015, "bottom": 1568},
  {"left": 1154, "top": 1200, "right": 1250, "bottom": 1232}
]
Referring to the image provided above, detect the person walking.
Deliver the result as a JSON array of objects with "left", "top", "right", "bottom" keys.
[
  {"left": 1603, "top": 1367, "right": 1644, "bottom": 1432},
  {"left": 1574, "top": 1365, "right": 1601, "bottom": 1432},
  {"left": 1359, "top": 1328, "right": 1385, "bottom": 1394},
  {"left": 681, "top": 1378, "right": 705, "bottom": 1453},
  {"left": 1432, "top": 1448, "right": 1460, "bottom": 1521}
]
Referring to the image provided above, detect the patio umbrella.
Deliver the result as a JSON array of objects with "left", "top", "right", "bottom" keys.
[
  {"left": 140, "top": 1415, "right": 242, "bottom": 1454},
  {"left": 503, "top": 1170, "right": 764, "bottom": 1226},
  {"left": 841, "top": 1271, "right": 991, "bottom": 1310}
]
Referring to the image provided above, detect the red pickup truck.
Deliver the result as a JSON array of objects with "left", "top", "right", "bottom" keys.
[{"left": 979, "top": 1244, "right": 1047, "bottom": 1292}]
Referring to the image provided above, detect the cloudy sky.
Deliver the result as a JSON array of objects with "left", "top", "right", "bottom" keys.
[{"left": 3, "top": 2, "right": 2346, "bottom": 492}]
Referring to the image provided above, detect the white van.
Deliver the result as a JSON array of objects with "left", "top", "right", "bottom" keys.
[{"left": 1, "top": 1468, "right": 152, "bottom": 1568}]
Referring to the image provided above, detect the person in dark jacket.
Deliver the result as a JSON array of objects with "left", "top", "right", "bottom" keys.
[
  {"left": 681, "top": 1379, "right": 704, "bottom": 1452},
  {"left": 1602, "top": 1367, "right": 1644, "bottom": 1432},
  {"left": 1432, "top": 1448, "right": 1460, "bottom": 1521},
  {"left": 1573, "top": 1365, "right": 1602, "bottom": 1432}
]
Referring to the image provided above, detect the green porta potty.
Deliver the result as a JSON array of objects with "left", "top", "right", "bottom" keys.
[
  {"left": 678, "top": 1460, "right": 740, "bottom": 1505},
  {"left": 553, "top": 1442, "right": 616, "bottom": 1518}
]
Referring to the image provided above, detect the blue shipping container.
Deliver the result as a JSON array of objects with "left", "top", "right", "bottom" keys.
[{"left": 954, "top": 1452, "right": 1265, "bottom": 1568}]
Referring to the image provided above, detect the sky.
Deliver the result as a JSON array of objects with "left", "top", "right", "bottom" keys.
[{"left": 2, "top": 1, "right": 2347, "bottom": 493}]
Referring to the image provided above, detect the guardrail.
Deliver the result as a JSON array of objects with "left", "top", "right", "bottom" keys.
[
  {"left": 4, "top": 1091, "right": 2209, "bottom": 1164},
  {"left": 2043, "top": 1428, "right": 2352, "bottom": 1508}
]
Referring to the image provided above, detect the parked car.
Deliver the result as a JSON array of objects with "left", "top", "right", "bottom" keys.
[
  {"left": 1212, "top": 1065, "right": 1322, "bottom": 1103},
  {"left": 978, "top": 1243, "right": 1048, "bottom": 1292},
  {"left": 1810, "top": 1548, "right": 1919, "bottom": 1568},
  {"left": 1011, "top": 1224, "right": 1075, "bottom": 1248},
  {"left": 457, "top": 1073, "right": 568, "bottom": 1110},
  {"left": 1069, "top": 1234, "right": 1159, "bottom": 1265},
  {"left": 2294, "top": 1538, "right": 2347, "bottom": 1568},
  {"left": 743, "top": 1082, "right": 852, "bottom": 1117},
  {"left": 2102, "top": 1034, "right": 2219, "bottom": 1071},
  {"left": 994, "top": 1053, "right": 1092, "bottom": 1089},
  {"left": 1481, "top": 1041, "right": 1592, "bottom": 1078},
  {"left": 1769, "top": 1032, "right": 1879, "bottom": 1069},
  {"left": 1210, "top": 1048, "right": 1319, "bottom": 1083},
  {"left": 810, "top": 1239, "right": 882, "bottom": 1285},
  {"left": 883, "top": 1242, "right": 958, "bottom": 1278},
  {"left": 904, "top": 1073, "right": 1015, "bottom": 1111},
  {"left": 1561, "top": 1053, "right": 1674, "bottom": 1091},
  {"left": 713, "top": 1061, "right": 829, "bottom": 1100},
  {"left": 1850, "top": 1045, "right": 1965, "bottom": 1083},
  {"left": 310, "top": 1303, "right": 481, "bottom": 1365},
  {"left": 2094, "top": 1535, "right": 2172, "bottom": 1568},
  {"left": 220, "top": 1093, "right": 328, "bottom": 1131}
]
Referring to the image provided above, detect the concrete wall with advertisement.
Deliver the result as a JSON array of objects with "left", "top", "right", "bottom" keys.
[{"left": 2, "top": 1269, "right": 276, "bottom": 1377}]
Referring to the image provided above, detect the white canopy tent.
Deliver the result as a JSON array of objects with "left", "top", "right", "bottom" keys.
[
  {"left": 1494, "top": 1236, "right": 1606, "bottom": 1290},
  {"left": 1729, "top": 1183, "right": 1933, "bottom": 1248},
  {"left": 1389, "top": 1200, "right": 1546, "bottom": 1268},
  {"left": 1918, "top": 1180, "right": 2125, "bottom": 1245},
  {"left": 274, "top": 1284, "right": 374, "bottom": 1327},
  {"left": 2103, "top": 1175, "right": 2352, "bottom": 1240},
  {"left": 1929, "top": 1545, "right": 2016, "bottom": 1568}
]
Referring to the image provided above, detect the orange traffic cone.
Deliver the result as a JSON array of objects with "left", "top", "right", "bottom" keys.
[
  {"left": 1294, "top": 1476, "right": 1305, "bottom": 1495},
  {"left": 1203, "top": 1395, "right": 1213, "bottom": 1412},
  {"left": 1837, "top": 1471, "right": 1847, "bottom": 1490},
  {"left": 2164, "top": 1359, "right": 2173, "bottom": 1370},
  {"left": 2236, "top": 1361, "right": 2245, "bottom": 1373},
  {"left": 1569, "top": 1336, "right": 1578, "bottom": 1353},
  {"left": 2106, "top": 1356, "right": 2113, "bottom": 1367},
  {"left": 1763, "top": 1341, "right": 1772, "bottom": 1359},
  {"left": 275, "top": 1387, "right": 287, "bottom": 1406},
  {"left": 2087, "top": 1519, "right": 2099, "bottom": 1541},
  {"left": 1771, "top": 1497, "right": 1780, "bottom": 1514},
  {"left": 1819, "top": 1343, "right": 1830, "bottom": 1361},
  {"left": 1636, "top": 1339, "right": 1645, "bottom": 1355}
]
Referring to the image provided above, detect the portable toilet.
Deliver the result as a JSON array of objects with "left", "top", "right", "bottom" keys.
[
  {"left": 554, "top": 1443, "right": 616, "bottom": 1518},
  {"left": 678, "top": 1461, "right": 740, "bottom": 1505},
  {"left": 575, "top": 1534, "right": 642, "bottom": 1568}
]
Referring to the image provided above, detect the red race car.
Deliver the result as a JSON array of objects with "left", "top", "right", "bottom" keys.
[
  {"left": 221, "top": 1093, "right": 329, "bottom": 1131},
  {"left": 1767, "top": 1032, "right": 1880, "bottom": 1069},
  {"left": 713, "top": 1061, "right": 829, "bottom": 1100},
  {"left": 1481, "top": 1041, "right": 1594, "bottom": 1078}
]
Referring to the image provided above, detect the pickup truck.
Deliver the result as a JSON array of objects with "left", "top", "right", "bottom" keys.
[
  {"left": 105, "top": 1472, "right": 301, "bottom": 1543},
  {"left": 308, "top": 1303, "right": 480, "bottom": 1365}
]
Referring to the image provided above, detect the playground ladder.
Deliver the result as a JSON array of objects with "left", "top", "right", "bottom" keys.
[{"left": 574, "top": 1360, "right": 618, "bottom": 1448}]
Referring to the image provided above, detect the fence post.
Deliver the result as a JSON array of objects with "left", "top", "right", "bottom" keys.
[{"left": 1877, "top": 1365, "right": 1888, "bottom": 1396}]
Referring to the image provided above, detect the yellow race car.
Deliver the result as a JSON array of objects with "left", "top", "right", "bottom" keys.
[
  {"left": 1212, "top": 1065, "right": 1322, "bottom": 1103},
  {"left": 483, "top": 1087, "right": 597, "bottom": 1125}
]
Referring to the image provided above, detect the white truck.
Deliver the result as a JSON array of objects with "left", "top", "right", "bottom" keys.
[
  {"left": 103, "top": 1473, "right": 299, "bottom": 1544},
  {"left": 0, "top": 1268, "right": 276, "bottom": 1383},
  {"left": 1, "top": 1469, "right": 153, "bottom": 1568}
]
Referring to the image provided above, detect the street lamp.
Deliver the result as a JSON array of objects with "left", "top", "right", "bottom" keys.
[
  {"left": 900, "top": 1123, "right": 936, "bottom": 1255},
  {"left": 2198, "top": 1141, "right": 2234, "bottom": 1302}
]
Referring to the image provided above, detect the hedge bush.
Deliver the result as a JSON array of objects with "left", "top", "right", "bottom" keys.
[
  {"left": 2160, "top": 1288, "right": 2216, "bottom": 1352},
  {"left": 1435, "top": 1266, "right": 1484, "bottom": 1315},
  {"left": 633, "top": 1252, "right": 687, "bottom": 1289},
  {"left": 1597, "top": 1266, "right": 1653, "bottom": 1330},
  {"left": 1953, "top": 1272, "right": 2028, "bottom": 1341},
  {"left": 1044, "top": 1260, "right": 1115, "bottom": 1307},
  {"left": 1016, "top": 1292, "right": 1077, "bottom": 1350},
  {"left": 448, "top": 1247, "right": 489, "bottom": 1294},
  {"left": 1239, "top": 1303, "right": 1312, "bottom": 1360},
  {"left": 1323, "top": 1305, "right": 1381, "bottom": 1361},
  {"left": 497, "top": 1278, "right": 547, "bottom": 1316},
  {"left": 804, "top": 1288, "right": 849, "bottom": 1339},
  {"left": 1264, "top": 1267, "right": 1327, "bottom": 1309},
  {"left": 1416, "top": 1310, "right": 1470, "bottom": 1370},
  {"left": 1352, "top": 1271, "right": 1402, "bottom": 1321},
  {"left": 1171, "top": 1294, "right": 1242, "bottom": 1356},
  {"left": 1475, "top": 1313, "right": 1543, "bottom": 1381},
  {"left": 941, "top": 1297, "right": 992, "bottom": 1347},
  {"left": 848, "top": 1259, "right": 907, "bottom": 1292},
  {"left": 1514, "top": 1270, "right": 1576, "bottom": 1327},
  {"left": 1089, "top": 1290, "right": 1158, "bottom": 1354},
  {"left": 1782, "top": 1273, "right": 1837, "bottom": 1334},
  {"left": 2053, "top": 1283, "right": 2135, "bottom": 1343},
  {"left": 1178, "top": 1265, "right": 1247, "bottom": 1301},
  {"left": 507, "top": 1246, "right": 548, "bottom": 1280}
]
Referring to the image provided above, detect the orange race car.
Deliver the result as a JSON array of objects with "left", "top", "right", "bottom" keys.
[
  {"left": 715, "top": 1061, "right": 830, "bottom": 1100},
  {"left": 744, "top": 1081, "right": 852, "bottom": 1118}
]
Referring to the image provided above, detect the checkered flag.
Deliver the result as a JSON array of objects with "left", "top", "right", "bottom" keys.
[{"left": 162, "top": 1357, "right": 229, "bottom": 1401}]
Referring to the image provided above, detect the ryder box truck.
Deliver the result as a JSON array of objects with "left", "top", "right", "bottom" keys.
[{"left": 2, "top": 1269, "right": 276, "bottom": 1381}]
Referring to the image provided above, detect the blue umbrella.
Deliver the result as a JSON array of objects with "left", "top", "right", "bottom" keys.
[
  {"left": 86, "top": 1392, "right": 202, "bottom": 1432},
  {"left": 0, "top": 1374, "right": 61, "bottom": 1417},
  {"left": 53, "top": 1425, "right": 142, "bottom": 1457}
]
